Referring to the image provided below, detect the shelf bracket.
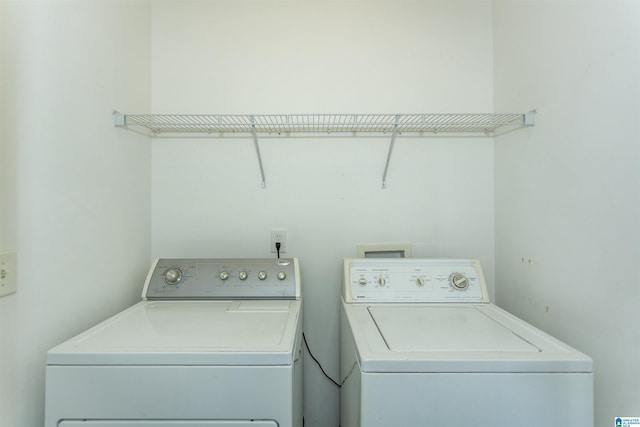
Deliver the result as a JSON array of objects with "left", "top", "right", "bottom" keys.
[
  {"left": 381, "top": 116, "right": 400, "bottom": 189},
  {"left": 113, "top": 111, "right": 126, "bottom": 127},
  {"left": 250, "top": 117, "right": 267, "bottom": 189},
  {"left": 524, "top": 110, "right": 536, "bottom": 126}
]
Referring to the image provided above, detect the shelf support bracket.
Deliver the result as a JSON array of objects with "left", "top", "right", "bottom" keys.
[
  {"left": 524, "top": 110, "right": 536, "bottom": 126},
  {"left": 381, "top": 116, "right": 400, "bottom": 189},
  {"left": 250, "top": 117, "right": 267, "bottom": 189},
  {"left": 113, "top": 111, "right": 126, "bottom": 127}
]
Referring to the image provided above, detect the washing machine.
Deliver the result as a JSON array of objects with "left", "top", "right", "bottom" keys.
[
  {"left": 45, "top": 258, "right": 302, "bottom": 427},
  {"left": 340, "top": 258, "right": 593, "bottom": 427}
]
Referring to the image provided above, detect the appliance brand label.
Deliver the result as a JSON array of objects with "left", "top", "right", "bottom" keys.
[{"left": 616, "top": 418, "right": 640, "bottom": 427}]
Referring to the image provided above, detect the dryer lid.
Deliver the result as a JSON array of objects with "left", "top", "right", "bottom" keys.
[{"left": 47, "top": 300, "right": 302, "bottom": 366}]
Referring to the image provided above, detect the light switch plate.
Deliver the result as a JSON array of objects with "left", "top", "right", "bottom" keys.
[{"left": 0, "top": 251, "right": 17, "bottom": 297}]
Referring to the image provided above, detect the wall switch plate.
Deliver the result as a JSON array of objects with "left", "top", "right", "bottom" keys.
[
  {"left": 0, "top": 251, "right": 17, "bottom": 297},
  {"left": 270, "top": 228, "right": 287, "bottom": 254}
]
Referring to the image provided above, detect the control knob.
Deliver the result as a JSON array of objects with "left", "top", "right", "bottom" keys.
[
  {"left": 238, "top": 271, "right": 248, "bottom": 281},
  {"left": 416, "top": 277, "right": 425, "bottom": 287},
  {"left": 258, "top": 271, "right": 268, "bottom": 280},
  {"left": 449, "top": 273, "right": 469, "bottom": 290},
  {"left": 277, "top": 271, "right": 287, "bottom": 280},
  {"left": 219, "top": 271, "right": 229, "bottom": 281},
  {"left": 164, "top": 268, "right": 183, "bottom": 285}
]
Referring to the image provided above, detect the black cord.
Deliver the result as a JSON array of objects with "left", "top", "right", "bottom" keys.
[
  {"left": 302, "top": 332, "right": 341, "bottom": 388},
  {"left": 276, "top": 241, "right": 281, "bottom": 259}
]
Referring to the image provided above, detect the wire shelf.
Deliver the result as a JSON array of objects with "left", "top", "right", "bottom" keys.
[
  {"left": 114, "top": 112, "right": 535, "bottom": 136},
  {"left": 113, "top": 111, "right": 535, "bottom": 188}
]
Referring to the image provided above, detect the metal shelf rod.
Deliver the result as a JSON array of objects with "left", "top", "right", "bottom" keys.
[
  {"left": 250, "top": 117, "right": 267, "bottom": 189},
  {"left": 381, "top": 116, "right": 400, "bottom": 189}
]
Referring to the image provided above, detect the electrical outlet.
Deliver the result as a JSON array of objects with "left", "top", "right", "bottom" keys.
[
  {"left": 270, "top": 228, "right": 287, "bottom": 254},
  {"left": 0, "top": 251, "right": 17, "bottom": 297}
]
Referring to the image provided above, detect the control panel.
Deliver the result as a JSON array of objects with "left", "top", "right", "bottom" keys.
[
  {"left": 343, "top": 258, "right": 489, "bottom": 303},
  {"left": 143, "top": 258, "right": 300, "bottom": 300}
]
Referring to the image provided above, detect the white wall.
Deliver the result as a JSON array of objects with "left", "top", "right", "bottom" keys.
[
  {"left": 493, "top": 2, "right": 640, "bottom": 426},
  {"left": 0, "top": 0, "right": 10, "bottom": 422},
  {"left": 0, "top": 1, "right": 152, "bottom": 426},
  {"left": 6, "top": 1, "right": 634, "bottom": 426},
  {"left": 150, "top": 1, "right": 495, "bottom": 426}
]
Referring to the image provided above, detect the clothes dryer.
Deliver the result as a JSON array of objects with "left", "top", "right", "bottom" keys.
[
  {"left": 46, "top": 258, "right": 302, "bottom": 427},
  {"left": 340, "top": 258, "right": 592, "bottom": 427}
]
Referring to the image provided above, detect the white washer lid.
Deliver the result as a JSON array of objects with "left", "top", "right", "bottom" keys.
[
  {"left": 344, "top": 303, "right": 593, "bottom": 373},
  {"left": 370, "top": 306, "right": 539, "bottom": 352},
  {"left": 47, "top": 300, "right": 302, "bottom": 366}
]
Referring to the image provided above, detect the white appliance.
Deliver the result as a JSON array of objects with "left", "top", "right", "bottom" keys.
[
  {"left": 340, "top": 258, "right": 593, "bottom": 427},
  {"left": 46, "top": 258, "right": 302, "bottom": 427}
]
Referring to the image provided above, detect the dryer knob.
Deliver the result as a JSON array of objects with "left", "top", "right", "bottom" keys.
[
  {"left": 378, "top": 277, "right": 386, "bottom": 286},
  {"left": 416, "top": 277, "right": 425, "bottom": 287},
  {"left": 164, "top": 268, "right": 183, "bottom": 285},
  {"left": 238, "top": 271, "right": 248, "bottom": 280},
  {"left": 258, "top": 271, "right": 268, "bottom": 280},
  {"left": 219, "top": 271, "right": 230, "bottom": 280},
  {"left": 277, "top": 271, "right": 287, "bottom": 280},
  {"left": 449, "top": 273, "right": 469, "bottom": 290}
]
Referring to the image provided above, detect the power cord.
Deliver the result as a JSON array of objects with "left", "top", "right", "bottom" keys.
[
  {"left": 276, "top": 241, "right": 281, "bottom": 259},
  {"left": 302, "top": 332, "right": 341, "bottom": 388}
]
